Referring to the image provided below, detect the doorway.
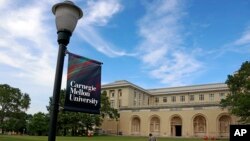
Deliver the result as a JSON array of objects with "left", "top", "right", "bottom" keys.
[
  {"left": 171, "top": 116, "right": 182, "bottom": 137},
  {"left": 175, "top": 125, "right": 182, "bottom": 136}
]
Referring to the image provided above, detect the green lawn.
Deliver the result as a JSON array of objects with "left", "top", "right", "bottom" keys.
[{"left": 0, "top": 135, "right": 229, "bottom": 141}]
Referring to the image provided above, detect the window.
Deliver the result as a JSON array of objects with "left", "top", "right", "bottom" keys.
[
  {"left": 155, "top": 97, "right": 159, "bottom": 103},
  {"left": 143, "top": 95, "right": 147, "bottom": 105},
  {"left": 199, "top": 94, "right": 204, "bottom": 101},
  {"left": 194, "top": 115, "right": 206, "bottom": 134},
  {"left": 110, "top": 100, "right": 115, "bottom": 108},
  {"left": 180, "top": 96, "right": 185, "bottom": 102},
  {"left": 131, "top": 117, "right": 140, "bottom": 134},
  {"left": 118, "top": 100, "right": 122, "bottom": 107},
  {"left": 118, "top": 89, "right": 122, "bottom": 97},
  {"left": 138, "top": 100, "right": 141, "bottom": 106},
  {"left": 134, "top": 91, "right": 137, "bottom": 98},
  {"left": 220, "top": 93, "right": 225, "bottom": 99},
  {"left": 110, "top": 90, "right": 115, "bottom": 98},
  {"left": 219, "top": 115, "right": 231, "bottom": 133},
  {"left": 150, "top": 117, "right": 160, "bottom": 133},
  {"left": 163, "top": 97, "right": 167, "bottom": 102},
  {"left": 171, "top": 96, "right": 176, "bottom": 102},
  {"left": 209, "top": 94, "right": 214, "bottom": 101},
  {"left": 133, "top": 100, "right": 137, "bottom": 106},
  {"left": 189, "top": 95, "right": 194, "bottom": 101}
]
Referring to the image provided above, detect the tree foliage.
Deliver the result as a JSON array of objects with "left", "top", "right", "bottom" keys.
[
  {"left": 100, "top": 91, "right": 119, "bottom": 120},
  {"left": 27, "top": 112, "right": 49, "bottom": 136},
  {"left": 2, "top": 112, "right": 29, "bottom": 134},
  {"left": 221, "top": 61, "right": 250, "bottom": 123},
  {"left": 0, "top": 84, "right": 31, "bottom": 133},
  {"left": 47, "top": 90, "right": 118, "bottom": 136}
]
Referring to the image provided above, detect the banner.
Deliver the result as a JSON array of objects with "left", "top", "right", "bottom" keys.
[{"left": 64, "top": 52, "right": 102, "bottom": 114}]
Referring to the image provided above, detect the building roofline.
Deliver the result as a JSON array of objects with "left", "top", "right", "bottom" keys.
[
  {"left": 147, "top": 83, "right": 228, "bottom": 95},
  {"left": 102, "top": 80, "right": 149, "bottom": 94},
  {"left": 102, "top": 80, "right": 228, "bottom": 95}
]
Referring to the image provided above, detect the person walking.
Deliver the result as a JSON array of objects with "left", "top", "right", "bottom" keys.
[{"left": 148, "top": 133, "right": 157, "bottom": 141}]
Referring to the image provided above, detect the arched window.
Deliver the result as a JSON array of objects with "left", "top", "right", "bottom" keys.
[
  {"left": 131, "top": 117, "right": 140, "bottom": 134},
  {"left": 150, "top": 116, "right": 160, "bottom": 135},
  {"left": 219, "top": 115, "right": 231, "bottom": 137},
  {"left": 193, "top": 115, "right": 206, "bottom": 136}
]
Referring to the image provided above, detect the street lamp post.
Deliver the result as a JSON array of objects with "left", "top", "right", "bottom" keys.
[{"left": 48, "top": 1, "right": 83, "bottom": 141}]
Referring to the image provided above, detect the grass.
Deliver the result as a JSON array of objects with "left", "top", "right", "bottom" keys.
[{"left": 0, "top": 135, "right": 229, "bottom": 141}]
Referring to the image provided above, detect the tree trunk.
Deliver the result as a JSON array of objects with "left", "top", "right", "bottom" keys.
[{"left": 63, "top": 128, "right": 66, "bottom": 136}]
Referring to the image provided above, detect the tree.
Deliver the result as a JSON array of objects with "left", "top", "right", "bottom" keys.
[
  {"left": 0, "top": 84, "right": 31, "bottom": 133},
  {"left": 3, "top": 112, "right": 28, "bottom": 134},
  {"left": 100, "top": 91, "right": 119, "bottom": 120},
  {"left": 47, "top": 90, "right": 118, "bottom": 136},
  {"left": 221, "top": 61, "right": 250, "bottom": 123},
  {"left": 27, "top": 112, "right": 49, "bottom": 136}
]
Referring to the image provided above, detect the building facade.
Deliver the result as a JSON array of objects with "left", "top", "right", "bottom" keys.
[{"left": 101, "top": 80, "right": 238, "bottom": 138}]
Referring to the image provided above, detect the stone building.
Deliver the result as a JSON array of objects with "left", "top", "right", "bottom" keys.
[{"left": 101, "top": 80, "right": 238, "bottom": 138}]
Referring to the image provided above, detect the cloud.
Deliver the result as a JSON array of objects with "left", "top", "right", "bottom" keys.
[
  {"left": 0, "top": 0, "right": 59, "bottom": 113},
  {"left": 77, "top": 25, "right": 134, "bottom": 57},
  {"left": 234, "top": 27, "right": 250, "bottom": 46},
  {"left": 77, "top": 0, "right": 134, "bottom": 57},
  {"left": 208, "top": 26, "right": 250, "bottom": 58},
  {"left": 149, "top": 51, "right": 201, "bottom": 85},
  {"left": 137, "top": 0, "right": 202, "bottom": 86},
  {"left": 83, "top": 0, "right": 122, "bottom": 26},
  {"left": 0, "top": 0, "right": 56, "bottom": 87},
  {"left": 223, "top": 27, "right": 250, "bottom": 54},
  {"left": 0, "top": 0, "right": 133, "bottom": 113}
]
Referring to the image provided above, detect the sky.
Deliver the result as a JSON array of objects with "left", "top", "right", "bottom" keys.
[{"left": 0, "top": 0, "right": 250, "bottom": 114}]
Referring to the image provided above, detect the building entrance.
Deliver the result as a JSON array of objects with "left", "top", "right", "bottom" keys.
[
  {"left": 171, "top": 116, "right": 182, "bottom": 137},
  {"left": 175, "top": 125, "right": 182, "bottom": 136}
]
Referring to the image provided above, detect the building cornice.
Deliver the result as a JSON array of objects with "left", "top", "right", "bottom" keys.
[
  {"left": 102, "top": 80, "right": 150, "bottom": 94},
  {"left": 102, "top": 80, "right": 228, "bottom": 96}
]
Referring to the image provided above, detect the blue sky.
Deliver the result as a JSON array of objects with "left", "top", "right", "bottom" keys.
[{"left": 0, "top": 0, "right": 250, "bottom": 114}]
